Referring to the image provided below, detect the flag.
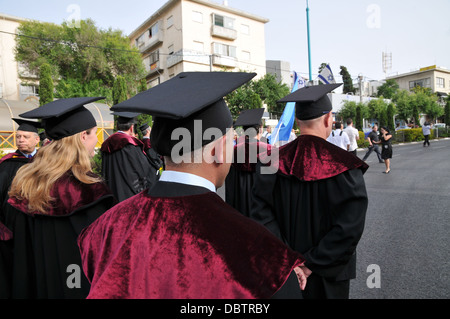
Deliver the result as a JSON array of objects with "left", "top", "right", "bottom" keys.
[
  {"left": 318, "top": 64, "right": 336, "bottom": 84},
  {"left": 269, "top": 71, "right": 300, "bottom": 146}
]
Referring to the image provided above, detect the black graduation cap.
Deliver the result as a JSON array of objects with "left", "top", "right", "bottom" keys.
[
  {"left": 112, "top": 111, "right": 140, "bottom": 125},
  {"left": 19, "top": 97, "right": 102, "bottom": 140},
  {"left": 111, "top": 72, "right": 256, "bottom": 156},
  {"left": 12, "top": 118, "right": 42, "bottom": 134},
  {"left": 278, "top": 83, "right": 342, "bottom": 120},
  {"left": 139, "top": 123, "right": 150, "bottom": 133},
  {"left": 233, "top": 108, "right": 265, "bottom": 128}
]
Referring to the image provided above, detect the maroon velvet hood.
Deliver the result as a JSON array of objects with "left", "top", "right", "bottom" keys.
[
  {"left": 260, "top": 135, "right": 368, "bottom": 181},
  {"left": 8, "top": 172, "right": 113, "bottom": 216},
  {"left": 232, "top": 138, "right": 272, "bottom": 173},
  {"left": 100, "top": 132, "right": 145, "bottom": 154},
  {"left": 78, "top": 191, "right": 305, "bottom": 299}
]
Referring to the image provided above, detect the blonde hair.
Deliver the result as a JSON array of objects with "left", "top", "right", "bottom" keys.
[{"left": 9, "top": 129, "right": 101, "bottom": 214}]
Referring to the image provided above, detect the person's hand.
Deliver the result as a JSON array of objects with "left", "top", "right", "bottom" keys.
[{"left": 293, "top": 266, "right": 311, "bottom": 290}]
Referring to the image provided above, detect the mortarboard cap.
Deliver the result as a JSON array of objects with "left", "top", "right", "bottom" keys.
[
  {"left": 19, "top": 97, "right": 102, "bottom": 140},
  {"left": 278, "top": 83, "right": 342, "bottom": 121},
  {"left": 139, "top": 123, "right": 150, "bottom": 133},
  {"left": 12, "top": 118, "right": 42, "bottom": 134},
  {"left": 112, "top": 111, "right": 140, "bottom": 125},
  {"left": 233, "top": 108, "right": 265, "bottom": 128},
  {"left": 111, "top": 72, "right": 256, "bottom": 156}
]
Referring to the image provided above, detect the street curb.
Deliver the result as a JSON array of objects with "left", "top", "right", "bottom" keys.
[{"left": 356, "top": 137, "right": 450, "bottom": 152}]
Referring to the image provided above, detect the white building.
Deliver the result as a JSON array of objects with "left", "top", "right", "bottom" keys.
[{"left": 129, "top": 0, "right": 269, "bottom": 87}]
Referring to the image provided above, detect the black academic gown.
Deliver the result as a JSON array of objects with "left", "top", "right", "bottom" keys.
[
  {"left": 2, "top": 172, "right": 115, "bottom": 299},
  {"left": 0, "top": 150, "right": 31, "bottom": 221},
  {"left": 101, "top": 132, "right": 159, "bottom": 202},
  {"left": 251, "top": 135, "right": 369, "bottom": 299},
  {"left": 225, "top": 137, "right": 271, "bottom": 217},
  {"left": 0, "top": 221, "right": 13, "bottom": 298}
]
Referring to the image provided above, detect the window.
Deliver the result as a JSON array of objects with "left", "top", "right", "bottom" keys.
[
  {"left": 193, "top": 41, "right": 204, "bottom": 53},
  {"left": 149, "top": 50, "right": 159, "bottom": 64},
  {"left": 409, "top": 78, "right": 431, "bottom": 90},
  {"left": 19, "top": 84, "right": 39, "bottom": 100},
  {"left": 213, "top": 42, "right": 236, "bottom": 57},
  {"left": 167, "top": 16, "right": 173, "bottom": 28},
  {"left": 436, "top": 77, "right": 445, "bottom": 88},
  {"left": 213, "top": 13, "right": 234, "bottom": 30},
  {"left": 241, "top": 24, "right": 250, "bottom": 35},
  {"left": 168, "top": 45, "right": 174, "bottom": 55},
  {"left": 242, "top": 51, "right": 250, "bottom": 61},
  {"left": 192, "top": 11, "right": 203, "bottom": 23},
  {"left": 149, "top": 23, "right": 159, "bottom": 39}
]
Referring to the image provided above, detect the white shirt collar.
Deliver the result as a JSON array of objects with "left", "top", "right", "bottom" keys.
[{"left": 159, "top": 171, "right": 216, "bottom": 193}]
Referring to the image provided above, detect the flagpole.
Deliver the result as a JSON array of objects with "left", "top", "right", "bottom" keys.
[{"left": 306, "top": 0, "right": 312, "bottom": 82}]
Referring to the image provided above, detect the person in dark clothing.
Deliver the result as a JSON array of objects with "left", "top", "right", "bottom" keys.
[
  {"left": 78, "top": 72, "right": 308, "bottom": 299},
  {"left": 250, "top": 84, "right": 369, "bottom": 299},
  {"left": 379, "top": 126, "right": 393, "bottom": 174},
  {"left": 140, "top": 123, "right": 164, "bottom": 174},
  {"left": 362, "top": 124, "right": 384, "bottom": 163},
  {"left": 225, "top": 108, "right": 270, "bottom": 217},
  {"left": 0, "top": 119, "right": 41, "bottom": 221},
  {"left": 2, "top": 97, "right": 115, "bottom": 299},
  {"left": 101, "top": 112, "right": 159, "bottom": 202}
]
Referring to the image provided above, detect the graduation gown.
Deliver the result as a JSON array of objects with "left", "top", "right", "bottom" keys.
[
  {"left": 0, "top": 221, "right": 13, "bottom": 298},
  {"left": 2, "top": 172, "right": 115, "bottom": 299},
  {"left": 0, "top": 150, "right": 31, "bottom": 220},
  {"left": 78, "top": 181, "right": 305, "bottom": 299},
  {"left": 251, "top": 135, "right": 369, "bottom": 299},
  {"left": 101, "top": 132, "right": 159, "bottom": 202},
  {"left": 225, "top": 137, "right": 271, "bottom": 217},
  {"left": 142, "top": 138, "right": 164, "bottom": 172}
]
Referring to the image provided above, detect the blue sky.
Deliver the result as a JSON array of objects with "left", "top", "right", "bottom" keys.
[{"left": 2, "top": 0, "right": 449, "bottom": 83}]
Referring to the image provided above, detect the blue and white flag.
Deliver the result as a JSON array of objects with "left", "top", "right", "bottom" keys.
[
  {"left": 269, "top": 71, "right": 301, "bottom": 146},
  {"left": 318, "top": 64, "right": 336, "bottom": 84}
]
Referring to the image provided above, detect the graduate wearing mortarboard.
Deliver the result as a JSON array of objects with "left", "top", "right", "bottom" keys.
[
  {"left": 250, "top": 84, "right": 369, "bottom": 299},
  {"left": 0, "top": 119, "right": 42, "bottom": 210},
  {"left": 78, "top": 72, "right": 309, "bottom": 299},
  {"left": 100, "top": 112, "right": 159, "bottom": 202},
  {"left": 224, "top": 108, "right": 271, "bottom": 217},
  {"left": 2, "top": 98, "right": 115, "bottom": 299}
]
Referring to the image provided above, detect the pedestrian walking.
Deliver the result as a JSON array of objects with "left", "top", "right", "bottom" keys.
[
  {"left": 422, "top": 121, "right": 432, "bottom": 147},
  {"left": 362, "top": 124, "right": 384, "bottom": 163},
  {"left": 380, "top": 126, "right": 393, "bottom": 174},
  {"left": 344, "top": 118, "right": 360, "bottom": 155}
]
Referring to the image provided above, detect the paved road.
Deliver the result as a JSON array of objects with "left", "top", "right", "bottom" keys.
[{"left": 350, "top": 138, "right": 450, "bottom": 299}]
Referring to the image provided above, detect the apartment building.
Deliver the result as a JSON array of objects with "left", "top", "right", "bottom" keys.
[
  {"left": 0, "top": 13, "right": 40, "bottom": 101},
  {"left": 129, "top": 0, "right": 269, "bottom": 87},
  {"left": 386, "top": 65, "right": 450, "bottom": 96}
]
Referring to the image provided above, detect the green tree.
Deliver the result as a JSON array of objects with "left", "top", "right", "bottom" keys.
[
  {"left": 339, "top": 66, "right": 356, "bottom": 94},
  {"left": 39, "top": 63, "right": 54, "bottom": 106},
  {"left": 112, "top": 76, "right": 128, "bottom": 105},
  {"left": 386, "top": 103, "right": 396, "bottom": 131},
  {"left": 251, "top": 73, "right": 290, "bottom": 115},
  {"left": 376, "top": 79, "right": 399, "bottom": 99},
  {"left": 15, "top": 19, "right": 145, "bottom": 104},
  {"left": 444, "top": 96, "right": 450, "bottom": 127},
  {"left": 392, "top": 89, "right": 412, "bottom": 123},
  {"left": 355, "top": 104, "right": 363, "bottom": 131},
  {"left": 225, "top": 82, "right": 262, "bottom": 119}
]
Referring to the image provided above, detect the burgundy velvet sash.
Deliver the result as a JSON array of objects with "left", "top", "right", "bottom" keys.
[
  {"left": 100, "top": 132, "right": 144, "bottom": 154},
  {"left": 260, "top": 135, "right": 368, "bottom": 181}
]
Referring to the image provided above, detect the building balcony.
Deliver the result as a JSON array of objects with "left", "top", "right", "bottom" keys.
[
  {"left": 136, "top": 32, "right": 164, "bottom": 54},
  {"left": 166, "top": 49, "right": 210, "bottom": 68},
  {"left": 211, "top": 25, "right": 237, "bottom": 41},
  {"left": 212, "top": 54, "right": 237, "bottom": 68},
  {"left": 145, "top": 60, "right": 163, "bottom": 76}
]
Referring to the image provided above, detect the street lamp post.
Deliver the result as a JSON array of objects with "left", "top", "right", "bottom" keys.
[{"left": 306, "top": 0, "right": 312, "bottom": 83}]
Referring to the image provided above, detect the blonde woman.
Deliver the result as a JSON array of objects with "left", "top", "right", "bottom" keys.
[{"left": 2, "top": 98, "right": 115, "bottom": 299}]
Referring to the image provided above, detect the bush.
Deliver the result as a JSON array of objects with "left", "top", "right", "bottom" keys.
[
  {"left": 357, "top": 131, "right": 370, "bottom": 149},
  {"left": 395, "top": 128, "right": 434, "bottom": 142}
]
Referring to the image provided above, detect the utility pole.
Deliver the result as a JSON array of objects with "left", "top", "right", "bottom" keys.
[
  {"left": 359, "top": 75, "right": 363, "bottom": 103},
  {"left": 306, "top": 0, "right": 312, "bottom": 83}
]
